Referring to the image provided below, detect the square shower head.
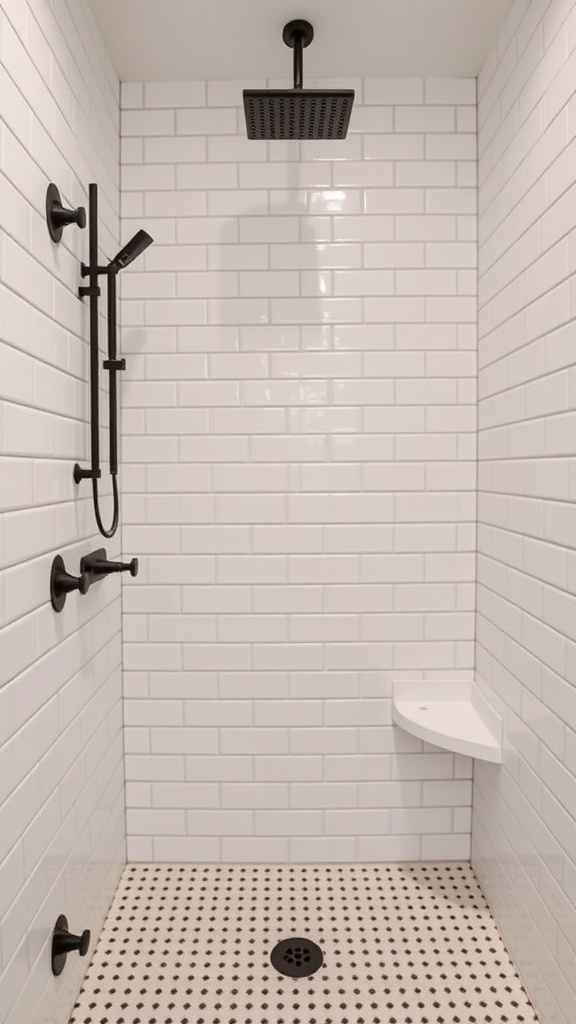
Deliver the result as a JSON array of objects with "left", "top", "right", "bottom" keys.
[{"left": 243, "top": 89, "right": 355, "bottom": 140}]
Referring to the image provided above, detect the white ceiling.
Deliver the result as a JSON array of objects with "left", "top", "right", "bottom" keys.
[{"left": 89, "top": 0, "right": 514, "bottom": 82}]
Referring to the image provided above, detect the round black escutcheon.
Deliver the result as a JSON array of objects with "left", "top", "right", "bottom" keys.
[{"left": 270, "top": 936, "right": 324, "bottom": 978}]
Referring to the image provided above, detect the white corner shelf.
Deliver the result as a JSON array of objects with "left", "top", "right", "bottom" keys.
[{"left": 392, "top": 679, "right": 503, "bottom": 763}]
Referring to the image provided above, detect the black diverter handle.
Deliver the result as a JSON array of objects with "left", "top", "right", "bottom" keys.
[
  {"left": 81, "top": 548, "right": 139, "bottom": 579},
  {"left": 93, "top": 556, "right": 139, "bottom": 577}
]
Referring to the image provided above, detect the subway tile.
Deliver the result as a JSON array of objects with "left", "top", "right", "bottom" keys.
[
  {"left": 208, "top": 189, "right": 267, "bottom": 216},
  {"left": 214, "top": 495, "right": 286, "bottom": 524},
  {"left": 127, "top": 809, "right": 185, "bottom": 834},
  {"left": 144, "top": 136, "right": 207, "bottom": 162},
  {"left": 221, "top": 837, "right": 289, "bottom": 861},
  {"left": 332, "top": 214, "right": 394, "bottom": 241},
  {"left": 185, "top": 810, "right": 253, "bottom": 834},
  {"left": 239, "top": 216, "right": 300, "bottom": 242},
  {"left": 176, "top": 107, "right": 237, "bottom": 134},
  {"left": 151, "top": 782, "right": 219, "bottom": 807},
  {"left": 365, "top": 79, "right": 424, "bottom": 104},
  {"left": 145, "top": 81, "right": 206, "bottom": 107},
  {"left": 290, "top": 728, "right": 358, "bottom": 755},
  {"left": 122, "top": 108, "right": 175, "bottom": 135},
  {"left": 289, "top": 837, "right": 357, "bottom": 861},
  {"left": 271, "top": 297, "right": 362, "bottom": 323},
  {"left": 209, "top": 135, "right": 267, "bottom": 161},
  {"left": 253, "top": 644, "right": 324, "bottom": 671},
  {"left": 221, "top": 728, "right": 288, "bottom": 755},
  {"left": 426, "top": 134, "right": 477, "bottom": 160},
  {"left": 153, "top": 837, "right": 221, "bottom": 860},
  {"left": 253, "top": 700, "right": 322, "bottom": 727},
  {"left": 185, "top": 755, "right": 253, "bottom": 781},
  {"left": 396, "top": 106, "right": 456, "bottom": 131},
  {"left": 289, "top": 406, "right": 362, "bottom": 432},
  {"left": 221, "top": 783, "right": 289, "bottom": 809},
  {"left": 333, "top": 162, "right": 394, "bottom": 187},
  {"left": 364, "top": 242, "right": 425, "bottom": 268},
  {"left": 238, "top": 162, "right": 331, "bottom": 189},
  {"left": 255, "top": 810, "right": 322, "bottom": 835}
]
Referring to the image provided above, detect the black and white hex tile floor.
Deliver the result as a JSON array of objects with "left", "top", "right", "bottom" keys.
[{"left": 70, "top": 862, "right": 539, "bottom": 1024}]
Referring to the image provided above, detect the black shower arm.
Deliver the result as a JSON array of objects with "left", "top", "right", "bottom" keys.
[{"left": 293, "top": 30, "right": 304, "bottom": 89}]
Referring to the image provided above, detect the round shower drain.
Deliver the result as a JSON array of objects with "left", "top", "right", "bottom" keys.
[{"left": 270, "top": 937, "right": 324, "bottom": 978}]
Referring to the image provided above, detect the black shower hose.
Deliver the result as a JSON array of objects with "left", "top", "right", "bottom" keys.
[{"left": 92, "top": 473, "right": 119, "bottom": 539}]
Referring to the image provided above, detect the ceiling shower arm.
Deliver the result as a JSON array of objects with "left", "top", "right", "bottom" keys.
[
  {"left": 293, "top": 31, "right": 304, "bottom": 89},
  {"left": 282, "top": 19, "right": 314, "bottom": 89}
]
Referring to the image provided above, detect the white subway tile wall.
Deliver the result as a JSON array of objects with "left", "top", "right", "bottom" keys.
[
  {"left": 120, "top": 76, "right": 477, "bottom": 861},
  {"left": 0, "top": 3, "right": 123, "bottom": 1024},
  {"left": 474, "top": 3, "right": 576, "bottom": 1024}
]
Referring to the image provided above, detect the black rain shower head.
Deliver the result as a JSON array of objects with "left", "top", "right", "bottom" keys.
[
  {"left": 243, "top": 20, "right": 354, "bottom": 141},
  {"left": 109, "top": 229, "right": 153, "bottom": 271}
]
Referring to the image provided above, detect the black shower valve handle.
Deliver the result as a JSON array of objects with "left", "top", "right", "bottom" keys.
[
  {"left": 46, "top": 183, "right": 86, "bottom": 242},
  {"left": 58, "top": 569, "right": 90, "bottom": 595},
  {"left": 82, "top": 550, "right": 139, "bottom": 578},
  {"left": 96, "top": 556, "right": 138, "bottom": 577},
  {"left": 51, "top": 914, "right": 91, "bottom": 976},
  {"left": 54, "top": 926, "right": 91, "bottom": 957},
  {"left": 56, "top": 203, "right": 86, "bottom": 231}
]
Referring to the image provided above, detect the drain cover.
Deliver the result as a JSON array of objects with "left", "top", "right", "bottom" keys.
[{"left": 270, "top": 936, "right": 324, "bottom": 977}]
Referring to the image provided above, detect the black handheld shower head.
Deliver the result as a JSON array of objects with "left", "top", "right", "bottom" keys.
[{"left": 109, "top": 229, "right": 153, "bottom": 271}]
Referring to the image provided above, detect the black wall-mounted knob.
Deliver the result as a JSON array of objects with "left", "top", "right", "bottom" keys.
[
  {"left": 101, "top": 556, "right": 138, "bottom": 577},
  {"left": 81, "top": 549, "right": 139, "bottom": 578},
  {"left": 46, "top": 183, "right": 86, "bottom": 243},
  {"left": 52, "top": 914, "right": 91, "bottom": 976},
  {"left": 50, "top": 555, "right": 90, "bottom": 612}
]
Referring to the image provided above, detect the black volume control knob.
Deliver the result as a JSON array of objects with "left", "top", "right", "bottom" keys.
[{"left": 51, "top": 914, "right": 91, "bottom": 976}]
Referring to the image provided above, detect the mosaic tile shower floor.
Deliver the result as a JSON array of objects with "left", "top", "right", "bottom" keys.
[{"left": 70, "top": 862, "right": 539, "bottom": 1024}]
